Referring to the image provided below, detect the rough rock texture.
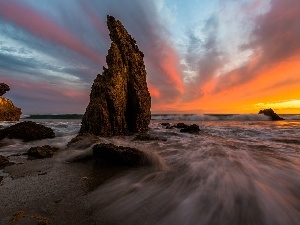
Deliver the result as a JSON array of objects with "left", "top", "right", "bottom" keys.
[
  {"left": 0, "top": 83, "right": 21, "bottom": 121},
  {"left": 259, "top": 108, "right": 284, "bottom": 121},
  {"left": 27, "top": 145, "right": 59, "bottom": 159},
  {"left": 0, "top": 155, "right": 14, "bottom": 169},
  {"left": 93, "top": 143, "right": 151, "bottom": 167},
  {"left": 0, "top": 83, "right": 10, "bottom": 96},
  {"left": 80, "top": 15, "right": 151, "bottom": 137},
  {"left": 0, "top": 98, "right": 22, "bottom": 121},
  {"left": 0, "top": 121, "right": 55, "bottom": 142}
]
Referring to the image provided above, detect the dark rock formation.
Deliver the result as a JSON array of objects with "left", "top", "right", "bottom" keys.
[
  {"left": 259, "top": 108, "right": 284, "bottom": 121},
  {"left": 180, "top": 124, "right": 200, "bottom": 134},
  {"left": 27, "top": 145, "right": 59, "bottom": 159},
  {"left": 93, "top": 143, "right": 151, "bottom": 167},
  {"left": 0, "top": 155, "right": 14, "bottom": 169},
  {"left": 79, "top": 15, "right": 151, "bottom": 137},
  {"left": 0, "top": 83, "right": 10, "bottom": 96},
  {"left": 0, "top": 83, "right": 22, "bottom": 121},
  {"left": 175, "top": 123, "right": 189, "bottom": 129},
  {"left": 0, "top": 121, "right": 55, "bottom": 142},
  {"left": 0, "top": 98, "right": 22, "bottom": 121}
]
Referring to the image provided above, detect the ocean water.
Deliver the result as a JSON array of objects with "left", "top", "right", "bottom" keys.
[{"left": 1, "top": 114, "right": 300, "bottom": 225}]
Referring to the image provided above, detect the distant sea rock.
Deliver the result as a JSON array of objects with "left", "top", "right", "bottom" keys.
[
  {"left": 0, "top": 121, "right": 55, "bottom": 142},
  {"left": 0, "top": 83, "right": 21, "bottom": 121},
  {"left": 79, "top": 15, "right": 151, "bottom": 137},
  {"left": 258, "top": 108, "right": 284, "bottom": 121}
]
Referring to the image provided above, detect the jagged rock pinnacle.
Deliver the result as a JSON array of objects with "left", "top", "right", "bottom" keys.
[{"left": 79, "top": 15, "right": 151, "bottom": 136}]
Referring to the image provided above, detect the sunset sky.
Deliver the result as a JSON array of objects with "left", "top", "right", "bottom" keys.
[{"left": 0, "top": 0, "right": 299, "bottom": 114}]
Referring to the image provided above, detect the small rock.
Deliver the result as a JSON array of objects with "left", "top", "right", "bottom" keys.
[
  {"left": 0, "top": 155, "right": 14, "bottom": 169},
  {"left": 258, "top": 108, "right": 284, "bottom": 121},
  {"left": 180, "top": 124, "right": 200, "bottom": 134},
  {"left": 93, "top": 143, "right": 151, "bottom": 167},
  {"left": 10, "top": 211, "right": 26, "bottom": 222},
  {"left": 0, "top": 121, "right": 55, "bottom": 142},
  {"left": 27, "top": 145, "right": 59, "bottom": 159},
  {"left": 161, "top": 123, "right": 170, "bottom": 127}
]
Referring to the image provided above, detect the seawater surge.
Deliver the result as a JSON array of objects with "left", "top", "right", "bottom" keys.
[{"left": 0, "top": 118, "right": 299, "bottom": 224}]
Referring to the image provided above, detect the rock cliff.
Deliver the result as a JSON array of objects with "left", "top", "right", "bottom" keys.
[
  {"left": 79, "top": 15, "right": 151, "bottom": 136},
  {"left": 0, "top": 83, "right": 21, "bottom": 121}
]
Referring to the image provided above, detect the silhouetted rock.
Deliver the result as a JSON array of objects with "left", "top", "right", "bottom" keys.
[
  {"left": 27, "top": 145, "right": 59, "bottom": 159},
  {"left": 0, "top": 155, "right": 14, "bottom": 169},
  {"left": 175, "top": 123, "right": 189, "bottom": 129},
  {"left": 258, "top": 108, "right": 284, "bottom": 121},
  {"left": 0, "top": 121, "right": 55, "bottom": 142},
  {"left": 0, "top": 83, "right": 10, "bottom": 96},
  {"left": 93, "top": 143, "right": 151, "bottom": 167},
  {"left": 80, "top": 15, "right": 151, "bottom": 137},
  {"left": 180, "top": 124, "right": 200, "bottom": 134}
]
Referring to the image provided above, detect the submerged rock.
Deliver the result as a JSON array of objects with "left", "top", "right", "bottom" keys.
[
  {"left": 27, "top": 145, "right": 59, "bottom": 159},
  {"left": 80, "top": 15, "right": 151, "bottom": 137},
  {"left": 93, "top": 143, "right": 151, "bottom": 167},
  {"left": 134, "top": 134, "right": 167, "bottom": 142},
  {"left": 258, "top": 108, "right": 284, "bottom": 121},
  {"left": 67, "top": 134, "right": 100, "bottom": 149},
  {"left": 0, "top": 121, "right": 55, "bottom": 142},
  {"left": 0, "top": 83, "right": 10, "bottom": 96}
]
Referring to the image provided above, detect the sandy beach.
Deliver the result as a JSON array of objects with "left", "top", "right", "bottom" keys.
[{"left": 0, "top": 150, "right": 129, "bottom": 225}]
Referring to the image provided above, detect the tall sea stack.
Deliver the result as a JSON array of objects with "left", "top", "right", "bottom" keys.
[{"left": 79, "top": 15, "right": 151, "bottom": 136}]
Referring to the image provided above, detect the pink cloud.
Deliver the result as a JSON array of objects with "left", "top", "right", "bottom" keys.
[{"left": 0, "top": 1, "right": 104, "bottom": 64}]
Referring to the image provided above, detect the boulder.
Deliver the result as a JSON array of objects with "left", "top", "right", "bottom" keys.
[
  {"left": 93, "top": 143, "right": 151, "bottom": 167},
  {"left": 180, "top": 124, "right": 200, "bottom": 134},
  {"left": 0, "top": 155, "right": 14, "bottom": 169},
  {"left": 27, "top": 145, "right": 59, "bottom": 159},
  {"left": 0, "top": 121, "right": 55, "bottom": 142},
  {"left": 0, "top": 98, "right": 22, "bottom": 121},
  {"left": 79, "top": 15, "right": 151, "bottom": 137},
  {"left": 258, "top": 108, "right": 284, "bottom": 121},
  {"left": 0, "top": 83, "right": 10, "bottom": 96}
]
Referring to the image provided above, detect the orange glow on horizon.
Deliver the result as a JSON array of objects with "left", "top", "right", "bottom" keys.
[{"left": 152, "top": 56, "right": 300, "bottom": 114}]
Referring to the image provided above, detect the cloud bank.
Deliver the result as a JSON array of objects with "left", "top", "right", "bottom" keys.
[{"left": 0, "top": 0, "right": 299, "bottom": 114}]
